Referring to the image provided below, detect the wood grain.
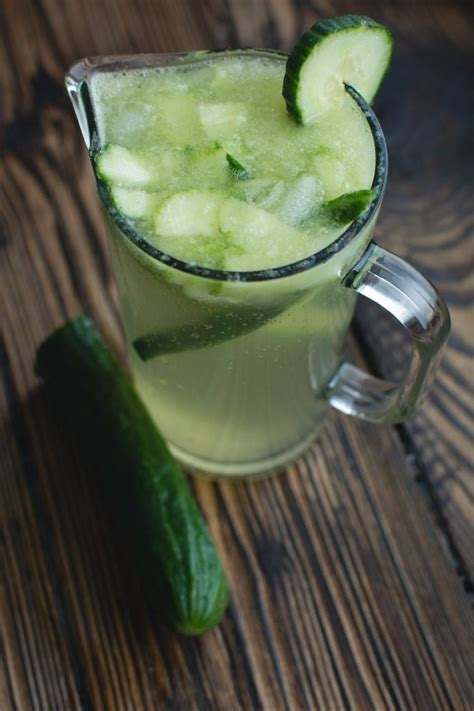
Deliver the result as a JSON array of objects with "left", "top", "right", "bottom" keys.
[
  {"left": 352, "top": 26, "right": 474, "bottom": 581},
  {"left": 1, "top": 1, "right": 473, "bottom": 709}
]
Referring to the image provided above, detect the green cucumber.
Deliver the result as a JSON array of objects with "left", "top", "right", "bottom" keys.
[
  {"left": 152, "top": 190, "right": 312, "bottom": 271},
  {"left": 96, "top": 144, "right": 158, "bottom": 187},
  {"left": 111, "top": 186, "right": 163, "bottom": 219},
  {"left": 35, "top": 316, "right": 229, "bottom": 635},
  {"left": 323, "top": 188, "right": 375, "bottom": 225},
  {"left": 283, "top": 15, "right": 393, "bottom": 125},
  {"left": 226, "top": 153, "right": 250, "bottom": 180},
  {"left": 154, "top": 190, "right": 224, "bottom": 240},
  {"left": 133, "top": 304, "right": 284, "bottom": 360},
  {"left": 219, "top": 197, "right": 310, "bottom": 270}
]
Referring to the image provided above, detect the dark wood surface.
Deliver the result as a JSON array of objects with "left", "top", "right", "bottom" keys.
[{"left": 1, "top": 1, "right": 473, "bottom": 709}]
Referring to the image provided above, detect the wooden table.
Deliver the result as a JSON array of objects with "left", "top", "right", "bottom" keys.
[{"left": 2, "top": 1, "right": 473, "bottom": 708}]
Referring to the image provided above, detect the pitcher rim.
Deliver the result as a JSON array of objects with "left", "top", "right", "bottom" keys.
[{"left": 66, "top": 49, "right": 387, "bottom": 283}]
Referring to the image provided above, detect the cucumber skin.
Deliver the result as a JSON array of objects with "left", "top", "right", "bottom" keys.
[
  {"left": 283, "top": 15, "right": 394, "bottom": 124},
  {"left": 35, "top": 316, "right": 229, "bottom": 636},
  {"left": 226, "top": 153, "right": 251, "bottom": 180},
  {"left": 133, "top": 304, "right": 285, "bottom": 360}
]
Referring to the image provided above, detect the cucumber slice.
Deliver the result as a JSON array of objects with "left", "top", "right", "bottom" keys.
[
  {"left": 96, "top": 144, "right": 157, "bottom": 187},
  {"left": 153, "top": 190, "right": 312, "bottom": 271},
  {"left": 323, "top": 189, "right": 375, "bottom": 225},
  {"left": 226, "top": 153, "right": 250, "bottom": 180},
  {"left": 283, "top": 15, "right": 393, "bottom": 125},
  {"left": 133, "top": 304, "right": 284, "bottom": 359},
  {"left": 154, "top": 190, "right": 224, "bottom": 240},
  {"left": 219, "top": 198, "right": 310, "bottom": 270},
  {"left": 153, "top": 191, "right": 230, "bottom": 267},
  {"left": 111, "top": 187, "right": 163, "bottom": 219}
]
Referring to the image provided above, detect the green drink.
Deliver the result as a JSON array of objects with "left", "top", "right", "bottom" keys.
[
  {"left": 90, "top": 52, "right": 376, "bottom": 476},
  {"left": 67, "top": 18, "right": 450, "bottom": 477}
]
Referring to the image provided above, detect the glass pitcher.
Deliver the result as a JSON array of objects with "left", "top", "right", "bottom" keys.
[{"left": 66, "top": 50, "right": 450, "bottom": 478}]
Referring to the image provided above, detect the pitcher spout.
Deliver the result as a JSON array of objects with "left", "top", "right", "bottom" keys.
[{"left": 65, "top": 58, "right": 104, "bottom": 149}]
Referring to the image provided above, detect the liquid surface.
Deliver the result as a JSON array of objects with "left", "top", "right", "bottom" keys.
[{"left": 91, "top": 54, "right": 375, "bottom": 271}]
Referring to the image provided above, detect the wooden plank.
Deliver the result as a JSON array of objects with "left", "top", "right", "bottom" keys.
[
  {"left": 2, "top": 348, "right": 473, "bottom": 708},
  {"left": 1, "top": 0, "right": 473, "bottom": 709},
  {"left": 1, "top": 350, "right": 84, "bottom": 710}
]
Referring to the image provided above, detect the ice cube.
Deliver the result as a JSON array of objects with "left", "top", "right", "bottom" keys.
[
  {"left": 276, "top": 175, "right": 324, "bottom": 226},
  {"left": 107, "top": 101, "right": 156, "bottom": 147},
  {"left": 198, "top": 103, "right": 247, "bottom": 140}
]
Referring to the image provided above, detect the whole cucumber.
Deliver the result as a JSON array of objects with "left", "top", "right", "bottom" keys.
[{"left": 35, "top": 316, "right": 229, "bottom": 635}]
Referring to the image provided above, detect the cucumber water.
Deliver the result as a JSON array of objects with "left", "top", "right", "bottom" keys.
[
  {"left": 86, "top": 40, "right": 384, "bottom": 476},
  {"left": 93, "top": 56, "right": 377, "bottom": 270}
]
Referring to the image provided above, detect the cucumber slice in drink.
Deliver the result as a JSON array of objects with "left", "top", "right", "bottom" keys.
[
  {"left": 153, "top": 190, "right": 232, "bottom": 268},
  {"left": 283, "top": 15, "right": 393, "bottom": 125},
  {"left": 133, "top": 304, "right": 284, "bottom": 359},
  {"left": 154, "top": 190, "right": 224, "bottom": 240},
  {"left": 96, "top": 144, "right": 158, "bottom": 187},
  {"left": 111, "top": 187, "right": 163, "bottom": 219},
  {"left": 152, "top": 190, "right": 311, "bottom": 271},
  {"left": 219, "top": 198, "right": 310, "bottom": 270}
]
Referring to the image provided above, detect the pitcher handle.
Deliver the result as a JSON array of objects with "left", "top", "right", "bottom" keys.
[{"left": 326, "top": 242, "right": 450, "bottom": 424}]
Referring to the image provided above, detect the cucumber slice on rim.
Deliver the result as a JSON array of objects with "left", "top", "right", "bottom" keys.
[{"left": 283, "top": 15, "right": 393, "bottom": 125}]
